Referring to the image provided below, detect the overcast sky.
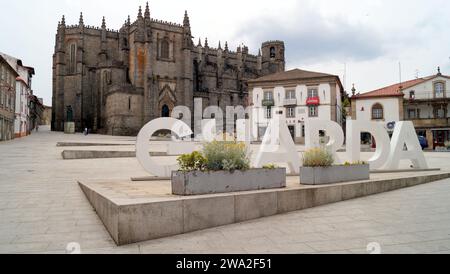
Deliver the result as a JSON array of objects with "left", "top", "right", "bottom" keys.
[{"left": 1, "top": 0, "right": 449, "bottom": 106}]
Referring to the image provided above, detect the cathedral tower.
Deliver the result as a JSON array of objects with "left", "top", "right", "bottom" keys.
[{"left": 261, "top": 40, "right": 285, "bottom": 74}]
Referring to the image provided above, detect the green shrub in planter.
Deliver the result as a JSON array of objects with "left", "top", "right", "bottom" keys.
[
  {"left": 203, "top": 141, "right": 251, "bottom": 171},
  {"left": 262, "top": 164, "right": 278, "bottom": 169},
  {"left": 177, "top": 142, "right": 251, "bottom": 172},
  {"left": 344, "top": 160, "right": 368, "bottom": 166},
  {"left": 302, "top": 147, "right": 334, "bottom": 167},
  {"left": 177, "top": 151, "right": 207, "bottom": 172}
]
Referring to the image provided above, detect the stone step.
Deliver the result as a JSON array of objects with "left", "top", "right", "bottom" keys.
[
  {"left": 57, "top": 142, "right": 134, "bottom": 147},
  {"left": 61, "top": 150, "right": 169, "bottom": 160}
]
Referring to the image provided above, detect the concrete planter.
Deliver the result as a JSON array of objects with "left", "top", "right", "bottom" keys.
[
  {"left": 171, "top": 168, "right": 286, "bottom": 196},
  {"left": 300, "top": 164, "right": 370, "bottom": 185}
]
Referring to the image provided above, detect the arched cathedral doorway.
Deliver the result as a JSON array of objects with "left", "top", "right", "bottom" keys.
[{"left": 161, "top": 105, "right": 170, "bottom": 117}]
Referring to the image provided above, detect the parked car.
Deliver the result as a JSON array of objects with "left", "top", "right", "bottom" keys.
[{"left": 418, "top": 136, "right": 428, "bottom": 150}]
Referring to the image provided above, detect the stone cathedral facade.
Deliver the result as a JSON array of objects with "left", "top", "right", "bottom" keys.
[{"left": 52, "top": 3, "right": 285, "bottom": 135}]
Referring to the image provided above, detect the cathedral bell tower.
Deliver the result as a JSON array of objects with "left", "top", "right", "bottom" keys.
[{"left": 261, "top": 40, "right": 285, "bottom": 74}]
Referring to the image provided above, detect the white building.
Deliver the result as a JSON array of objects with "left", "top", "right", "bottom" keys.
[
  {"left": 15, "top": 77, "right": 31, "bottom": 137},
  {"left": 351, "top": 68, "right": 450, "bottom": 149},
  {"left": 248, "top": 69, "right": 344, "bottom": 143},
  {"left": 0, "top": 52, "right": 35, "bottom": 138},
  {"left": 351, "top": 82, "right": 404, "bottom": 143}
]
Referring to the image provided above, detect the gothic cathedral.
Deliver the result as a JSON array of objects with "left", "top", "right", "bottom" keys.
[{"left": 52, "top": 3, "right": 285, "bottom": 135}]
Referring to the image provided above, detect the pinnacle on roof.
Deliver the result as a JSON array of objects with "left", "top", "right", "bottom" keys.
[
  {"left": 183, "top": 10, "right": 190, "bottom": 27},
  {"left": 138, "top": 6, "right": 142, "bottom": 18},
  {"left": 79, "top": 12, "right": 84, "bottom": 25},
  {"left": 144, "top": 2, "right": 150, "bottom": 19}
]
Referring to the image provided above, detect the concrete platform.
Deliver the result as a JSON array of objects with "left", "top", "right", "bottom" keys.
[
  {"left": 78, "top": 171, "right": 450, "bottom": 246},
  {"left": 57, "top": 142, "right": 134, "bottom": 147},
  {"left": 62, "top": 150, "right": 168, "bottom": 160}
]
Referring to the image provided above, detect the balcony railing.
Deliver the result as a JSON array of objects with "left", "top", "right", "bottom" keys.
[
  {"left": 262, "top": 99, "right": 275, "bottom": 107},
  {"left": 405, "top": 91, "right": 449, "bottom": 102},
  {"left": 406, "top": 118, "right": 450, "bottom": 127},
  {"left": 283, "top": 98, "right": 298, "bottom": 106}
]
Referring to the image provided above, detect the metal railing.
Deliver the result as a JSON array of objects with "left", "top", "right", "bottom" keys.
[
  {"left": 261, "top": 99, "right": 275, "bottom": 107},
  {"left": 405, "top": 91, "right": 449, "bottom": 101},
  {"left": 283, "top": 98, "right": 298, "bottom": 106}
]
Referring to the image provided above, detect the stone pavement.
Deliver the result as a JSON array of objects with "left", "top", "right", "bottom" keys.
[{"left": 1, "top": 126, "right": 450, "bottom": 254}]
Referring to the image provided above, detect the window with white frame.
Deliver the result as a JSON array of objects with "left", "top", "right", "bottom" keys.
[
  {"left": 372, "top": 103, "right": 384, "bottom": 120},
  {"left": 266, "top": 107, "right": 272, "bottom": 119},
  {"left": 287, "top": 107, "right": 295, "bottom": 118},
  {"left": 434, "top": 82, "right": 445, "bottom": 98},
  {"left": 264, "top": 91, "right": 273, "bottom": 100},
  {"left": 308, "top": 105, "right": 318, "bottom": 117},
  {"left": 286, "top": 90, "right": 296, "bottom": 99},
  {"left": 307, "top": 88, "right": 318, "bottom": 98}
]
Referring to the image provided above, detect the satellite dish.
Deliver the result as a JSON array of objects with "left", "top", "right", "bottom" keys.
[{"left": 387, "top": 122, "right": 396, "bottom": 130}]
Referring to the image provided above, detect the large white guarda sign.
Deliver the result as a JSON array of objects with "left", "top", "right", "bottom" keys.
[{"left": 136, "top": 106, "right": 428, "bottom": 177}]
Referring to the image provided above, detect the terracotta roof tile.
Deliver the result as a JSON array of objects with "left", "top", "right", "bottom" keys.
[{"left": 352, "top": 77, "right": 433, "bottom": 99}]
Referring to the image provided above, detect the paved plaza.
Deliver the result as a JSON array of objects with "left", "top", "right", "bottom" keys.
[{"left": 1, "top": 127, "right": 450, "bottom": 254}]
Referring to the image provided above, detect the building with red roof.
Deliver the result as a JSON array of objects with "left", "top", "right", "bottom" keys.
[{"left": 351, "top": 68, "right": 450, "bottom": 149}]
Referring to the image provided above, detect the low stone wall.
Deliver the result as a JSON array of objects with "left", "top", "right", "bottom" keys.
[
  {"left": 57, "top": 142, "right": 134, "bottom": 147},
  {"left": 79, "top": 172, "right": 450, "bottom": 246},
  {"left": 62, "top": 150, "right": 167, "bottom": 160}
]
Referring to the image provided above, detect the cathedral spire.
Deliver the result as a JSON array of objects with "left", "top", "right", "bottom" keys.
[
  {"left": 144, "top": 2, "right": 150, "bottom": 19},
  {"left": 218, "top": 41, "right": 222, "bottom": 50},
  {"left": 79, "top": 12, "right": 84, "bottom": 25},
  {"left": 204, "top": 38, "right": 209, "bottom": 48},
  {"left": 197, "top": 38, "right": 202, "bottom": 47},
  {"left": 224, "top": 41, "right": 228, "bottom": 52},
  {"left": 61, "top": 15, "right": 66, "bottom": 27},
  {"left": 258, "top": 49, "right": 261, "bottom": 56},
  {"left": 138, "top": 6, "right": 143, "bottom": 19},
  {"left": 127, "top": 15, "right": 131, "bottom": 26},
  {"left": 101, "top": 16, "right": 106, "bottom": 29},
  {"left": 183, "top": 10, "right": 190, "bottom": 27}
]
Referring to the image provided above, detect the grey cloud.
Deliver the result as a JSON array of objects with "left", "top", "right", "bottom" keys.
[{"left": 234, "top": 14, "right": 384, "bottom": 65}]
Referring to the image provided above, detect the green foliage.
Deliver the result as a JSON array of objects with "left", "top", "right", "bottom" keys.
[
  {"left": 177, "top": 151, "right": 207, "bottom": 172},
  {"left": 202, "top": 141, "right": 251, "bottom": 171},
  {"left": 342, "top": 97, "right": 351, "bottom": 108},
  {"left": 302, "top": 147, "right": 334, "bottom": 167},
  {"left": 262, "top": 164, "right": 278, "bottom": 169},
  {"left": 344, "top": 160, "right": 367, "bottom": 166}
]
